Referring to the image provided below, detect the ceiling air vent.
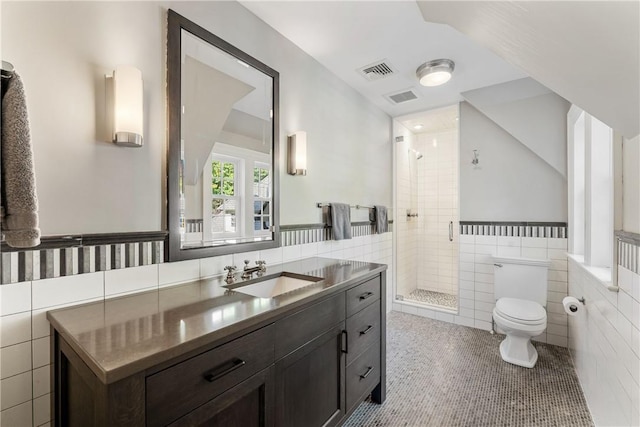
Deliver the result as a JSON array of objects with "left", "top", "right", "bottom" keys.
[
  {"left": 385, "top": 89, "right": 418, "bottom": 105},
  {"left": 357, "top": 59, "right": 396, "bottom": 81}
]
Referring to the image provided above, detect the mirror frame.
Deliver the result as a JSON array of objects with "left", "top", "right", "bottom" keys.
[{"left": 166, "top": 9, "right": 280, "bottom": 262}]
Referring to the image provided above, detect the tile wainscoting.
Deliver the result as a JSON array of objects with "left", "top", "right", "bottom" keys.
[
  {"left": 568, "top": 232, "right": 640, "bottom": 427},
  {"left": 0, "top": 232, "right": 167, "bottom": 285},
  {"left": 0, "top": 225, "right": 392, "bottom": 427},
  {"left": 393, "top": 221, "right": 570, "bottom": 348}
]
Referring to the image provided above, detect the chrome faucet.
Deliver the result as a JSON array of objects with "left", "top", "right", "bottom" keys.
[
  {"left": 224, "top": 265, "right": 238, "bottom": 284},
  {"left": 241, "top": 260, "right": 267, "bottom": 279}
]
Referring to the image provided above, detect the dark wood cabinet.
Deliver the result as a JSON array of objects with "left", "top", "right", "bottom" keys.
[
  {"left": 170, "top": 366, "right": 275, "bottom": 427},
  {"left": 275, "top": 324, "right": 346, "bottom": 427},
  {"left": 146, "top": 325, "right": 275, "bottom": 427},
  {"left": 52, "top": 267, "right": 386, "bottom": 427}
]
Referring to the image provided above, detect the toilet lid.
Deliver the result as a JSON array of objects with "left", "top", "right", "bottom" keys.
[{"left": 495, "top": 298, "right": 546, "bottom": 322}]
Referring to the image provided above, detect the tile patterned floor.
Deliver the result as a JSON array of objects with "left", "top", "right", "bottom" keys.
[
  {"left": 407, "top": 289, "right": 457, "bottom": 309},
  {"left": 344, "top": 311, "right": 593, "bottom": 427}
]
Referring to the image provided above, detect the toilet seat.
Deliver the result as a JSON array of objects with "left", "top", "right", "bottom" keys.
[{"left": 495, "top": 298, "right": 546, "bottom": 325}]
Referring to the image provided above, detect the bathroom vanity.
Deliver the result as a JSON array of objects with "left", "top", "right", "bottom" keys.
[{"left": 47, "top": 258, "right": 387, "bottom": 426}]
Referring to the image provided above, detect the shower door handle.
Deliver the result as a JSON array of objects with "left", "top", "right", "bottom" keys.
[{"left": 449, "top": 221, "right": 453, "bottom": 242}]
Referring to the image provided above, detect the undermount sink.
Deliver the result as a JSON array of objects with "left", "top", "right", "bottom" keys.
[{"left": 227, "top": 273, "right": 324, "bottom": 298}]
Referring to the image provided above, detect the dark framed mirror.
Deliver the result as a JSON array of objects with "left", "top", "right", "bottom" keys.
[{"left": 167, "top": 10, "right": 280, "bottom": 261}]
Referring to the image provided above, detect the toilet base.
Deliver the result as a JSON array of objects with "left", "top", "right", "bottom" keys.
[{"left": 499, "top": 335, "right": 538, "bottom": 368}]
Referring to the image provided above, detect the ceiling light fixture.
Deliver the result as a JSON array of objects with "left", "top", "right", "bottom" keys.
[
  {"left": 416, "top": 59, "right": 455, "bottom": 87},
  {"left": 413, "top": 124, "right": 423, "bottom": 130}
]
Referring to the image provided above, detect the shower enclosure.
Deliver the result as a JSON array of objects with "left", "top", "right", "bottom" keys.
[{"left": 394, "top": 105, "right": 459, "bottom": 311}]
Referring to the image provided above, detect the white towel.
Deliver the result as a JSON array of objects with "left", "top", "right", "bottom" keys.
[{"left": 1, "top": 71, "right": 41, "bottom": 248}]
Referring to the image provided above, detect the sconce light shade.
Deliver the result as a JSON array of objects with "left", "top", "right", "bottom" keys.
[
  {"left": 287, "top": 131, "right": 307, "bottom": 176},
  {"left": 113, "top": 66, "right": 144, "bottom": 147},
  {"left": 416, "top": 59, "right": 455, "bottom": 87}
]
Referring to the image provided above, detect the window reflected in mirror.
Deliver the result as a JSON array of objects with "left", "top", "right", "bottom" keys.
[{"left": 178, "top": 28, "right": 275, "bottom": 250}]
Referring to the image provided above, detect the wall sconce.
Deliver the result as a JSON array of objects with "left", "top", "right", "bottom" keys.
[
  {"left": 110, "top": 66, "right": 144, "bottom": 147},
  {"left": 287, "top": 131, "right": 307, "bottom": 175}
]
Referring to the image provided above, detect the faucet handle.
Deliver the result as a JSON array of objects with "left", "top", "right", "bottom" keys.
[
  {"left": 224, "top": 265, "right": 237, "bottom": 284},
  {"left": 244, "top": 259, "right": 251, "bottom": 268},
  {"left": 256, "top": 260, "right": 267, "bottom": 271}
]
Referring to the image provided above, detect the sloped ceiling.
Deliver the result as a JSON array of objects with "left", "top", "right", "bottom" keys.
[
  {"left": 462, "top": 78, "right": 570, "bottom": 177},
  {"left": 241, "top": 1, "right": 526, "bottom": 117},
  {"left": 417, "top": 1, "right": 640, "bottom": 138}
]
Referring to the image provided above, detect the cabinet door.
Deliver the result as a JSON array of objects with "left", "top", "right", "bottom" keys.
[
  {"left": 275, "top": 324, "right": 346, "bottom": 427},
  {"left": 169, "top": 366, "right": 275, "bottom": 427}
]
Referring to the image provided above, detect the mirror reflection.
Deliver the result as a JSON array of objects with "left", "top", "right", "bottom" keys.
[{"left": 179, "top": 29, "right": 274, "bottom": 249}]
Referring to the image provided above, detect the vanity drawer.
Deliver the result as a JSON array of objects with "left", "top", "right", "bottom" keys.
[
  {"left": 275, "top": 292, "right": 345, "bottom": 359},
  {"left": 346, "top": 301, "right": 380, "bottom": 364},
  {"left": 346, "top": 340, "right": 381, "bottom": 411},
  {"left": 146, "top": 324, "right": 275, "bottom": 427},
  {"left": 346, "top": 276, "right": 380, "bottom": 316}
]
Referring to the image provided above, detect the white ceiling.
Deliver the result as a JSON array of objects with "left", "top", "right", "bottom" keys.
[
  {"left": 241, "top": 1, "right": 526, "bottom": 118},
  {"left": 397, "top": 104, "right": 459, "bottom": 134},
  {"left": 417, "top": 1, "right": 640, "bottom": 138}
]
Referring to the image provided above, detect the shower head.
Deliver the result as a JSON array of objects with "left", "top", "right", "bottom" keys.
[{"left": 409, "top": 148, "right": 423, "bottom": 160}]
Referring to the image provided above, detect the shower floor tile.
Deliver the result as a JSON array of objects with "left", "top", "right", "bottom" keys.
[{"left": 407, "top": 288, "right": 457, "bottom": 309}]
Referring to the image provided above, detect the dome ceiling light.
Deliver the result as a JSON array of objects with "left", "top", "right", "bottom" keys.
[{"left": 416, "top": 59, "right": 455, "bottom": 87}]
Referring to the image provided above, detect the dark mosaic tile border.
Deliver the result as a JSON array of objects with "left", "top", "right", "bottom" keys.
[
  {"left": 0, "top": 222, "right": 394, "bottom": 284},
  {"left": 617, "top": 231, "right": 640, "bottom": 274},
  {"left": 460, "top": 221, "right": 568, "bottom": 238},
  {"left": 280, "top": 221, "right": 392, "bottom": 246},
  {"left": 0, "top": 232, "right": 167, "bottom": 285}
]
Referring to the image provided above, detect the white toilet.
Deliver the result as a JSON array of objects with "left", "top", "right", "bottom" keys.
[{"left": 492, "top": 255, "right": 550, "bottom": 368}]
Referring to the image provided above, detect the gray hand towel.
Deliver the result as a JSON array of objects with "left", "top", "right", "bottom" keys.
[
  {"left": 327, "top": 203, "right": 351, "bottom": 240},
  {"left": 370, "top": 205, "right": 388, "bottom": 234},
  {"left": 1, "top": 71, "right": 41, "bottom": 248}
]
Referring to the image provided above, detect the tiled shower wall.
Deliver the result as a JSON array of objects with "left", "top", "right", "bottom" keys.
[
  {"left": 393, "top": 228, "right": 570, "bottom": 347},
  {"left": 414, "top": 130, "right": 458, "bottom": 296},
  {"left": 395, "top": 132, "right": 418, "bottom": 298},
  {"left": 394, "top": 127, "right": 459, "bottom": 299},
  {"left": 568, "top": 238, "right": 640, "bottom": 426},
  {"left": 0, "top": 229, "right": 392, "bottom": 427}
]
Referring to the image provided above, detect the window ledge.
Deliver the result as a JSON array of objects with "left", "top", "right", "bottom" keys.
[{"left": 567, "top": 253, "right": 613, "bottom": 287}]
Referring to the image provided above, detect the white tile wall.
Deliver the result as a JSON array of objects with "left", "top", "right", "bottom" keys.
[
  {"left": 0, "top": 233, "right": 393, "bottom": 426},
  {"left": 0, "top": 342, "right": 32, "bottom": 380},
  {"left": 393, "top": 235, "right": 569, "bottom": 346},
  {"left": 568, "top": 257, "right": 640, "bottom": 426},
  {"left": 104, "top": 264, "right": 158, "bottom": 297},
  {"left": 32, "top": 273, "right": 103, "bottom": 310},
  {"left": 395, "top": 129, "right": 459, "bottom": 299},
  {"left": 0, "top": 282, "right": 31, "bottom": 316},
  {"left": 158, "top": 259, "right": 200, "bottom": 287}
]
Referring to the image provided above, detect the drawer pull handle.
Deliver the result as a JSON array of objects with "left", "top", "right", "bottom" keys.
[
  {"left": 341, "top": 330, "right": 348, "bottom": 354},
  {"left": 203, "top": 358, "right": 246, "bottom": 383},
  {"left": 359, "top": 325, "right": 374, "bottom": 336},
  {"left": 359, "top": 292, "right": 374, "bottom": 301},
  {"left": 359, "top": 366, "right": 373, "bottom": 380}
]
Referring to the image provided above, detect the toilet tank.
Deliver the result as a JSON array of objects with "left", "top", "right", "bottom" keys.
[{"left": 492, "top": 256, "right": 550, "bottom": 306}]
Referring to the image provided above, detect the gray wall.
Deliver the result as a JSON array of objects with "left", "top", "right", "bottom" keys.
[
  {"left": 1, "top": 1, "right": 392, "bottom": 234},
  {"left": 459, "top": 102, "right": 567, "bottom": 222}
]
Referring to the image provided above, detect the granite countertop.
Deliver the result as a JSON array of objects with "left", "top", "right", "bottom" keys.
[{"left": 47, "top": 257, "right": 387, "bottom": 384}]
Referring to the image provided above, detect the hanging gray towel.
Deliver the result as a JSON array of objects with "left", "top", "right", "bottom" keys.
[
  {"left": 1, "top": 71, "right": 41, "bottom": 248},
  {"left": 327, "top": 202, "right": 351, "bottom": 240},
  {"left": 369, "top": 205, "right": 388, "bottom": 234}
]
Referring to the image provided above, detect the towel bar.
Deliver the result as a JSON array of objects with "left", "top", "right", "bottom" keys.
[{"left": 316, "top": 203, "right": 375, "bottom": 209}]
